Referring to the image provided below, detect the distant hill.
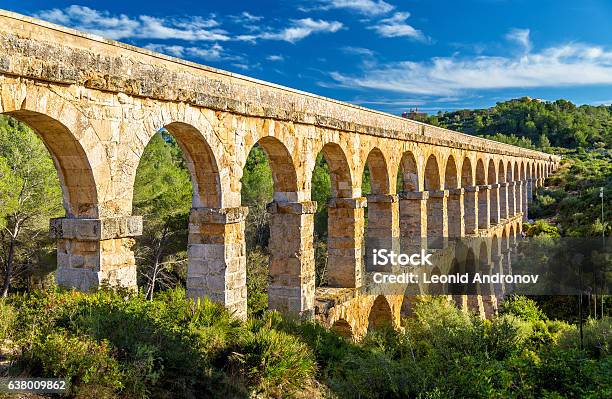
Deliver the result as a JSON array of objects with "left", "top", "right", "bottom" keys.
[{"left": 424, "top": 97, "right": 612, "bottom": 150}]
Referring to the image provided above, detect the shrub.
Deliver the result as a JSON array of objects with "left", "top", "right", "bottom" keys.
[
  {"left": 558, "top": 317, "right": 612, "bottom": 357},
  {"left": 246, "top": 248, "right": 269, "bottom": 317},
  {"left": 27, "top": 332, "right": 123, "bottom": 397},
  {"left": 499, "top": 295, "right": 547, "bottom": 322},
  {"left": 0, "top": 300, "right": 16, "bottom": 342},
  {"left": 404, "top": 296, "right": 485, "bottom": 359},
  {"left": 3, "top": 287, "right": 611, "bottom": 398},
  {"left": 486, "top": 314, "right": 532, "bottom": 359},
  {"left": 532, "top": 347, "right": 611, "bottom": 398},
  {"left": 230, "top": 319, "right": 317, "bottom": 397},
  {"left": 524, "top": 220, "right": 561, "bottom": 237}
]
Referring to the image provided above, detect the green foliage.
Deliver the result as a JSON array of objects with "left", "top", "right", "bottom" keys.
[
  {"left": 4, "top": 287, "right": 321, "bottom": 398},
  {"left": 231, "top": 317, "right": 317, "bottom": 397},
  {"left": 0, "top": 117, "right": 62, "bottom": 219},
  {"left": 133, "top": 131, "right": 193, "bottom": 298},
  {"left": 311, "top": 155, "right": 331, "bottom": 286},
  {"left": 558, "top": 317, "right": 612, "bottom": 358},
  {"left": 362, "top": 162, "right": 372, "bottom": 195},
  {"left": 28, "top": 332, "right": 123, "bottom": 396},
  {"left": 485, "top": 314, "right": 533, "bottom": 359},
  {"left": 133, "top": 131, "right": 192, "bottom": 218},
  {"left": 0, "top": 116, "right": 63, "bottom": 295},
  {"left": 242, "top": 145, "right": 273, "bottom": 250},
  {"left": 530, "top": 150, "right": 611, "bottom": 237},
  {"left": 245, "top": 249, "right": 269, "bottom": 317},
  {"left": 0, "top": 299, "right": 16, "bottom": 341},
  {"left": 2, "top": 289, "right": 611, "bottom": 398},
  {"left": 0, "top": 157, "right": 18, "bottom": 230},
  {"left": 524, "top": 220, "right": 561, "bottom": 238},
  {"left": 241, "top": 145, "right": 274, "bottom": 210},
  {"left": 500, "top": 295, "right": 547, "bottom": 322},
  {"left": 311, "top": 154, "right": 331, "bottom": 241},
  {"left": 430, "top": 97, "right": 612, "bottom": 149}
]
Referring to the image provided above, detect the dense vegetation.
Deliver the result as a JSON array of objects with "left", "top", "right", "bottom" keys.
[
  {"left": 0, "top": 96, "right": 611, "bottom": 397},
  {"left": 1, "top": 289, "right": 610, "bottom": 398},
  {"left": 529, "top": 148, "right": 611, "bottom": 237},
  {"left": 0, "top": 117, "right": 62, "bottom": 297},
  {"left": 425, "top": 97, "right": 612, "bottom": 150}
]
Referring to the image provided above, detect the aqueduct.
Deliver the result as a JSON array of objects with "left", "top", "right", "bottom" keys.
[{"left": 0, "top": 10, "right": 559, "bottom": 337}]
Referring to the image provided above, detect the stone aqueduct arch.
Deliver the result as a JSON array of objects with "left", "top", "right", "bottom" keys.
[{"left": 0, "top": 11, "right": 560, "bottom": 333}]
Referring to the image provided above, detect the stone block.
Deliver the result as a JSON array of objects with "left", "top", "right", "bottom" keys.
[
  {"left": 327, "top": 197, "right": 367, "bottom": 209},
  {"left": 189, "top": 206, "right": 248, "bottom": 224},
  {"left": 267, "top": 201, "right": 317, "bottom": 214},
  {"left": 365, "top": 194, "right": 398, "bottom": 203},
  {"left": 398, "top": 191, "right": 429, "bottom": 200},
  {"left": 50, "top": 216, "right": 143, "bottom": 240}
]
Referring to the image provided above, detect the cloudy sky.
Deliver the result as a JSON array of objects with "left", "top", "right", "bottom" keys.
[{"left": 3, "top": 0, "right": 612, "bottom": 114}]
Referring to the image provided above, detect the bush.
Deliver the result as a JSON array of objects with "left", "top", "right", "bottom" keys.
[
  {"left": 404, "top": 296, "right": 485, "bottom": 359},
  {"left": 0, "top": 300, "right": 16, "bottom": 342},
  {"left": 524, "top": 220, "right": 561, "bottom": 237},
  {"left": 230, "top": 319, "right": 317, "bottom": 397},
  {"left": 532, "top": 347, "right": 611, "bottom": 398},
  {"left": 558, "top": 317, "right": 612, "bottom": 357},
  {"left": 486, "top": 314, "right": 532, "bottom": 359},
  {"left": 2, "top": 287, "right": 611, "bottom": 398},
  {"left": 27, "top": 332, "right": 123, "bottom": 397},
  {"left": 500, "top": 295, "right": 547, "bottom": 322},
  {"left": 246, "top": 248, "right": 269, "bottom": 317}
]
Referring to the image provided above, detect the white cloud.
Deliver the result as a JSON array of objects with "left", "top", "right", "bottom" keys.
[
  {"left": 328, "top": 35, "right": 612, "bottom": 96},
  {"left": 237, "top": 18, "right": 343, "bottom": 43},
  {"left": 505, "top": 28, "right": 531, "bottom": 52},
  {"left": 342, "top": 46, "right": 375, "bottom": 57},
  {"left": 238, "top": 11, "right": 262, "bottom": 22},
  {"left": 229, "top": 11, "right": 263, "bottom": 26},
  {"left": 34, "top": 5, "right": 229, "bottom": 41},
  {"left": 231, "top": 62, "right": 256, "bottom": 70},
  {"left": 144, "top": 43, "right": 234, "bottom": 62},
  {"left": 309, "top": 0, "right": 395, "bottom": 15},
  {"left": 351, "top": 98, "right": 426, "bottom": 106},
  {"left": 266, "top": 55, "right": 285, "bottom": 61},
  {"left": 368, "top": 12, "right": 425, "bottom": 40}
]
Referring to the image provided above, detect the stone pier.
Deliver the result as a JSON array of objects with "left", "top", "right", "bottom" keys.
[
  {"left": 51, "top": 216, "right": 142, "bottom": 292},
  {"left": 186, "top": 207, "right": 248, "bottom": 319},
  {"left": 267, "top": 201, "right": 317, "bottom": 317},
  {"left": 327, "top": 197, "right": 366, "bottom": 286}
]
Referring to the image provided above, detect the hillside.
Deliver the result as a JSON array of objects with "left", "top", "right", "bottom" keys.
[{"left": 425, "top": 97, "right": 612, "bottom": 150}]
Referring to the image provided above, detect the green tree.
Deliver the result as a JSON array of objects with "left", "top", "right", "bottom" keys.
[
  {"left": 241, "top": 145, "right": 273, "bottom": 250},
  {"left": 0, "top": 116, "right": 62, "bottom": 296},
  {"left": 539, "top": 134, "right": 551, "bottom": 151},
  {"left": 311, "top": 154, "right": 332, "bottom": 286},
  {"left": 0, "top": 157, "right": 19, "bottom": 229},
  {"left": 311, "top": 154, "right": 331, "bottom": 239},
  {"left": 133, "top": 130, "right": 192, "bottom": 300},
  {"left": 428, "top": 97, "right": 612, "bottom": 149}
]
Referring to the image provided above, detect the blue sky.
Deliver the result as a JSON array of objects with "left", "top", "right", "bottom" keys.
[{"left": 3, "top": 0, "right": 612, "bottom": 114}]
